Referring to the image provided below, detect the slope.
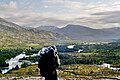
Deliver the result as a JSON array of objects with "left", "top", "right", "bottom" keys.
[
  {"left": 53, "top": 24, "right": 120, "bottom": 41},
  {"left": 0, "top": 17, "right": 62, "bottom": 48}
]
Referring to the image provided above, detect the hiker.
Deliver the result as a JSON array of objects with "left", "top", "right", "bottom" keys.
[{"left": 38, "top": 46, "right": 60, "bottom": 80}]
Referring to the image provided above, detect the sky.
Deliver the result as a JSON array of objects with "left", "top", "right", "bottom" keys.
[{"left": 0, "top": 0, "right": 120, "bottom": 28}]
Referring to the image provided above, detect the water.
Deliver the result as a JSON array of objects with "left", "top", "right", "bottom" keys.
[
  {"left": 6, "top": 53, "right": 26, "bottom": 70},
  {"left": 1, "top": 52, "right": 40, "bottom": 74},
  {"left": 98, "top": 63, "right": 120, "bottom": 70}
]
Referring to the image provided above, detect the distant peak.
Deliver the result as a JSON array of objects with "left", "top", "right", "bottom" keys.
[
  {"left": 66, "top": 24, "right": 79, "bottom": 26},
  {"left": 66, "top": 24, "right": 87, "bottom": 27},
  {"left": 39, "top": 25, "right": 57, "bottom": 27},
  {"left": 65, "top": 24, "right": 91, "bottom": 29}
]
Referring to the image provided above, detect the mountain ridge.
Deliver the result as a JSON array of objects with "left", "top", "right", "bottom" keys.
[
  {"left": 23, "top": 24, "right": 120, "bottom": 42},
  {"left": 52, "top": 24, "right": 120, "bottom": 41},
  {"left": 35, "top": 25, "right": 58, "bottom": 32},
  {"left": 0, "top": 17, "right": 66, "bottom": 48},
  {"left": 1, "top": 16, "right": 120, "bottom": 47}
]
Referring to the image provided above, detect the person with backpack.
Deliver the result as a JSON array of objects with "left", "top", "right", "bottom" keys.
[{"left": 38, "top": 46, "right": 60, "bottom": 80}]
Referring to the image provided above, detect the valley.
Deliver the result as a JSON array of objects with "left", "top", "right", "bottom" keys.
[
  {"left": 0, "top": 17, "right": 120, "bottom": 79},
  {"left": 0, "top": 43, "right": 120, "bottom": 79}
]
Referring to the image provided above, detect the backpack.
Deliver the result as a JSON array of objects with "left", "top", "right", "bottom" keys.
[{"left": 38, "top": 46, "right": 60, "bottom": 77}]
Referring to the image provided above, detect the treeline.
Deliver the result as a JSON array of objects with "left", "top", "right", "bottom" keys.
[
  {"left": 81, "top": 43, "right": 120, "bottom": 53},
  {"left": 58, "top": 43, "right": 120, "bottom": 65},
  {"left": 58, "top": 53, "right": 120, "bottom": 65}
]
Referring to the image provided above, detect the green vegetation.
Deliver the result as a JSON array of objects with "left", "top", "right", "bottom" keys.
[
  {"left": 0, "top": 47, "right": 41, "bottom": 68},
  {"left": 59, "top": 52, "right": 120, "bottom": 65},
  {"left": 0, "top": 65, "right": 40, "bottom": 77},
  {"left": 59, "top": 64, "right": 120, "bottom": 79},
  {"left": 0, "top": 43, "right": 120, "bottom": 79},
  {"left": 0, "top": 30, "right": 56, "bottom": 48},
  {"left": 0, "top": 48, "right": 24, "bottom": 68},
  {"left": 1, "top": 43, "right": 120, "bottom": 68},
  {"left": 58, "top": 43, "right": 120, "bottom": 65},
  {"left": 0, "top": 64, "right": 119, "bottom": 79}
]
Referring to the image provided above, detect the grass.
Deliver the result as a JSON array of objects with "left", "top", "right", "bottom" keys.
[
  {"left": 0, "top": 64, "right": 120, "bottom": 79},
  {"left": 0, "top": 30, "right": 56, "bottom": 48},
  {"left": 68, "top": 52, "right": 97, "bottom": 56},
  {"left": 0, "top": 65, "right": 40, "bottom": 77},
  {"left": 115, "top": 51, "right": 120, "bottom": 56},
  {"left": 59, "top": 64, "right": 120, "bottom": 79}
]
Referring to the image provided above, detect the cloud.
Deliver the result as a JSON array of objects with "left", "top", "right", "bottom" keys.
[
  {"left": 9, "top": 1, "right": 17, "bottom": 9},
  {"left": 0, "top": 0, "right": 120, "bottom": 28},
  {"left": 73, "top": 10, "right": 120, "bottom": 29},
  {"left": 0, "top": 0, "right": 72, "bottom": 27},
  {"left": 0, "top": 1, "right": 17, "bottom": 11},
  {"left": 43, "top": 0, "right": 65, "bottom": 4},
  {"left": 93, "top": 11, "right": 120, "bottom": 23}
]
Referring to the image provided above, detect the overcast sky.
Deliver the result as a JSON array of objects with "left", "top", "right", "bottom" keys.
[{"left": 0, "top": 0, "right": 120, "bottom": 28}]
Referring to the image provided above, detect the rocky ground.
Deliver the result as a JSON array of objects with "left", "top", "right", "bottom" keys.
[
  {"left": 0, "top": 77, "right": 119, "bottom": 80},
  {"left": 0, "top": 77, "right": 64, "bottom": 80}
]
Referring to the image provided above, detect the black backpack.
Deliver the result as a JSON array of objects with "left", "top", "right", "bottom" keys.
[{"left": 38, "top": 46, "right": 60, "bottom": 77}]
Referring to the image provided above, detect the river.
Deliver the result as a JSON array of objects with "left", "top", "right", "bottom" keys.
[{"left": 1, "top": 52, "right": 40, "bottom": 74}]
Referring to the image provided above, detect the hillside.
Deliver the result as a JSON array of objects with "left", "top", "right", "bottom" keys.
[
  {"left": 102, "top": 27, "right": 120, "bottom": 37},
  {"left": 53, "top": 24, "right": 120, "bottom": 41},
  {"left": 1, "top": 64, "right": 120, "bottom": 79},
  {"left": 0, "top": 17, "right": 65, "bottom": 48},
  {"left": 0, "top": 17, "right": 24, "bottom": 31},
  {"left": 1, "top": 16, "right": 120, "bottom": 47}
]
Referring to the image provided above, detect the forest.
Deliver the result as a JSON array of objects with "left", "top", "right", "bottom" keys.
[
  {"left": 58, "top": 43, "right": 120, "bottom": 65},
  {"left": 0, "top": 42, "right": 120, "bottom": 68}
]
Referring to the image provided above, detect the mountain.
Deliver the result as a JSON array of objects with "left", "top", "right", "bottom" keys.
[
  {"left": 0, "top": 17, "right": 65, "bottom": 48},
  {"left": 1, "top": 16, "right": 120, "bottom": 45},
  {"left": 0, "top": 17, "right": 25, "bottom": 32},
  {"left": 53, "top": 24, "right": 120, "bottom": 41},
  {"left": 0, "top": 17, "right": 19, "bottom": 28},
  {"left": 102, "top": 27, "right": 120, "bottom": 35},
  {"left": 35, "top": 26, "right": 58, "bottom": 31}
]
